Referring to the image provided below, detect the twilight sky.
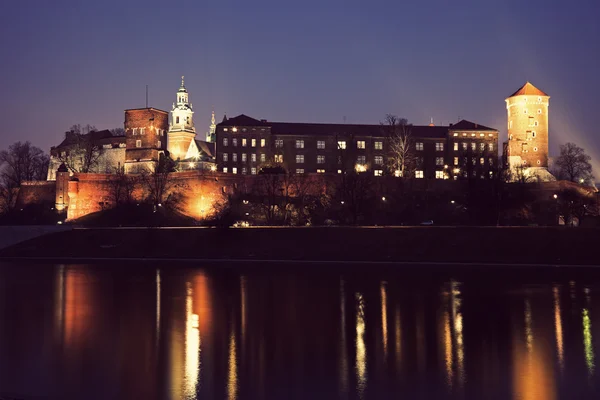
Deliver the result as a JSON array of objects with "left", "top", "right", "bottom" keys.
[{"left": 1, "top": 0, "right": 599, "bottom": 172}]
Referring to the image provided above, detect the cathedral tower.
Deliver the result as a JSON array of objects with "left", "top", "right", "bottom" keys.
[
  {"left": 168, "top": 76, "right": 196, "bottom": 160},
  {"left": 505, "top": 82, "right": 554, "bottom": 181}
]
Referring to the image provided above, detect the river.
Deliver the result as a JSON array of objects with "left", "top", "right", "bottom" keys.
[{"left": 0, "top": 261, "right": 598, "bottom": 399}]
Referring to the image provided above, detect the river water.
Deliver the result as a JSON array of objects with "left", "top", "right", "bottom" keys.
[{"left": 0, "top": 262, "right": 599, "bottom": 399}]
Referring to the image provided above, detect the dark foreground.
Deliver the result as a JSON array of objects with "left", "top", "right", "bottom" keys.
[
  {"left": 1, "top": 261, "right": 600, "bottom": 399},
  {"left": 1, "top": 226, "right": 600, "bottom": 265}
]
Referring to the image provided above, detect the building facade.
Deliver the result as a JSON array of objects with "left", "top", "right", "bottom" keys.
[
  {"left": 124, "top": 107, "right": 169, "bottom": 173},
  {"left": 215, "top": 115, "right": 499, "bottom": 180}
]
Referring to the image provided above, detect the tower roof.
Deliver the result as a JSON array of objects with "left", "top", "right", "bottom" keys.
[
  {"left": 509, "top": 82, "right": 548, "bottom": 97},
  {"left": 178, "top": 76, "right": 187, "bottom": 93}
]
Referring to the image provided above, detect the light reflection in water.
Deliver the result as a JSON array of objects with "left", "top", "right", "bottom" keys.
[
  {"left": 355, "top": 292, "right": 367, "bottom": 399},
  {"left": 380, "top": 282, "right": 388, "bottom": 358},
  {"left": 553, "top": 286, "right": 564, "bottom": 371},
  {"left": 525, "top": 299, "right": 533, "bottom": 352},
  {"left": 451, "top": 281, "right": 465, "bottom": 387},
  {"left": 227, "top": 331, "right": 238, "bottom": 400},
  {"left": 583, "top": 307, "right": 594, "bottom": 375},
  {"left": 339, "top": 280, "right": 348, "bottom": 396},
  {"left": 395, "top": 306, "right": 401, "bottom": 374},
  {"left": 184, "top": 283, "right": 200, "bottom": 399},
  {"left": 156, "top": 269, "right": 161, "bottom": 348},
  {"left": 240, "top": 276, "right": 247, "bottom": 343},
  {"left": 443, "top": 309, "right": 453, "bottom": 388}
]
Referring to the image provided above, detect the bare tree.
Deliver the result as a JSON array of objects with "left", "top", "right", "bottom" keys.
[
  {"left": 251, "top": 165, "right": 292, "bottom": 225},
  {"left": 553, "top": 142, "right": 594, "bottom": 184},
  {"left": 140, "top": 154, "right": 180, "bottom": 207},
  {"left": 107, "top": 166, "right": 137, "bottom": 206},
  {"left": 110, "top": 128, "right": 126, "bottom": 137},
  {"left": 383, "top": 114, "right": 414, "bottom": 178},
  {"left": 57, "top": 131, "right": 104, "bottom": 173},
  {"left": 0, "top": 141, "right": 49, "bottom": 187}
]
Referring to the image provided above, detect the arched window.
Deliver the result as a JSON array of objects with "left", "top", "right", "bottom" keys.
[
  {"left": 176, "top": 116, "right": 180, "bottom": 124},
  {"left": 532, "top": 131, "right": 536, "bottom": 138}
]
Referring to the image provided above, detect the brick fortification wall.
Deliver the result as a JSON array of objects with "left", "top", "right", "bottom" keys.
[{"left": 15, "top": 181, "right": 56, "bottom": 209}]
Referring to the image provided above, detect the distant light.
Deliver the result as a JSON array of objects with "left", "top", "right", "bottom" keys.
[
  {"left": 57, "top": 221, "right": 63, "bottom": 225},
  {"left": 381, "top": 196, "right": 386, "bottom": 201},
  {"left": 158, "top": 203, "right": 162, "bottom": 207},
  {"left": 245, "top": 212, "right": 249, "bottom": 216},
  {"left": 189, "top": 162, "right": 195, "bottom": 168},
  {"left": 444, "top": 165, "right": 448, "bottom": 169},
  {"left": 553, "top": 194, "right": 558, "bottom": 199},
  {"left": 341, "top": 201, "right": 345, "bottom": 205},
  {"left": 232, "top": 127, "right": 238, "bottom": 132},
  {"left": 580, "top": 178, "right": 585, "bottom": 183},
  {"left": 242, "top": 200, "right": 249, "bottom": 205},
  {"left": 451, "top": 200, "right": 455, "bottom": 204},
  {"left": 394, "top": 170, "right": 401, "bottom": 177}
]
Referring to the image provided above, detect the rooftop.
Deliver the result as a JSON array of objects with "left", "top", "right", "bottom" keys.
[{"left": 509, "top": 82, "right": 549, "bottom": 97}]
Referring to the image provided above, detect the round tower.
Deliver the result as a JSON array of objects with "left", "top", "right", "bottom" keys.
[
  {"left": 505, "top": 82, "right": 550, "bottom": 170},
  {"left": 55, "top": 163, "right": 70, "bottom": 212}
]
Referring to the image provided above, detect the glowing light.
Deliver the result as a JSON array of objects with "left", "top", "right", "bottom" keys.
[
  {"left": 355, "top": 164, "right": 367, "bottom": 173},
  {"left": 583, "top": 308, "right": 595, "bottom": 375},
  {"left": 341, "top": 201, "right": 345, "bottom": 205},
  {"left": 394, "top": 170, "right": 401, "bottom": 177},
  {"left": 232, "top": 127, "right": 238, "bottom": 132},
  {"left": 227, "top": 331, "right": 238, "bottom": 400},
  {"left": 210, "top": 165, "right": 217, "bottom": 172},
  {"left": 189, "top": 162, "right": 196, "bottom": 169},
  {"left": 355, "top": 292, "right": 367, "bottom": 398},
  {"left": 242, "top": 200, "right": 249, "bottom": 205},
  {"left": 451, "top": 200, "right": 455, "bottom": 204},
  {"left": 380, "top": 282, "right": 388, "bottom": 357},
  {"left": 381, "top": 196, "right": 386, "bottom": 202},
  {"left": 453, "top": 168, "right": 460, "bottom": 174},
  {"left": 451, "top": 281, "right": 465, "bottom": 387},
  {"left": 444, "top": 309, "right": 453, "bottom": 388},
  {"left": 553, "top": 287, "right": 564, "bottom": 371},
  {"left": 553, "top": 194, "right": 558, "bottom": 199},
  {"left": 184, "top": 283, "right": 200, "bottom": 398}
]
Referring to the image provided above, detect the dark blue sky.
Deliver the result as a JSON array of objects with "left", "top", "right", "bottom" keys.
[{"left": 1, "top": 0, "right": 599, "bottom": 171}]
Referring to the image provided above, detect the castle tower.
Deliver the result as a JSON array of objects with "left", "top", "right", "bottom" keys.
[
  {"left": 124, "top": 107, "right": 169, "bottom": 173},
  {"left": 55, "top": 163, "right": 69, "bottom": 212},
  {"left": 505, "top": 82, "right": 554, "bottom": 181},
  {"left": 206, "top": 110, "right": 216, "bottom": 142},
  {"left": 168, "top": 76, "right": 196, "bottom": 160}
]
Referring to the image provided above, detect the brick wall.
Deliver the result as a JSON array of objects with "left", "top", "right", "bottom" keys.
[{"left": 124, "top": 108, "right": 169, "bottom": 163}]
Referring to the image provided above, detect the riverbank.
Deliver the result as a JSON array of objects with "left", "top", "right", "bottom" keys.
[{"left": 0, "top": 226, "right": 599, "bottom": 265}]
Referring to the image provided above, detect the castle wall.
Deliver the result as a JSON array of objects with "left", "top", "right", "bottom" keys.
[
  {"left": 47, "top": 147, "right": 126, "bottom": 180},
  {"left": 506, "top": 95, "right": 549, "bottom": 169},
  {"left": 15, "top": 181, "right": 56, "bottom": 208}
]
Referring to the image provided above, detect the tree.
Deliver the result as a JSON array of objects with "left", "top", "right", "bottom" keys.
[
  {"left": 383, "top": 114, "right": 414, "bottom": 178},
  {"left": 58, "top": 128, "right": 104, "bottom": 173},
  {"left": 140, "top": 154, "right": 180, "bottom": 207},
  {"left": 107, "top": 166, "right": 137, "bottom": 206},
  {"left": 554, "top": 142, "right": 594, "bottom": 184},
  {"left": 251, "top": 165, "right": 291, "bottom": 225},
  {"left": 110, "top": 128, "right": 126, "bottom": 137}
]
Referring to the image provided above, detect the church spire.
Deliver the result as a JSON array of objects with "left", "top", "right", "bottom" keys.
[{"left": 207, "top": 110, "right": 217, "bottom": 142}]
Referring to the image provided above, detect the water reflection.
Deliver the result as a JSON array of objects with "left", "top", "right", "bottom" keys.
[
  {"left": 554, "top": 286, "right": 564, "bottom": 371},
  {"left": 441, "top": 280, "right": 465, "bottom": 390},
  {"left": 339, "top": 279, "right": 349, "bottom": 396},
  {"left": 380, "top": 282, "right": 388, "bottom": 359},
  {"left": 227, "top": 330, "right": 238, "bottom": 400},
  {"left": 184, "top": 282, "right": 200, "bottom": 398},
  {"left": 355, "top": 292, "right": 367, "bottom": 399}
]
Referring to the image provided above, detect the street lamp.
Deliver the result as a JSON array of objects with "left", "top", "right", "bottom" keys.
[
  {"left": 553, "top": 194, "right": 558, "bottom": 199},
  {"left": 381, "top": 196, "right": 386, "bottom": 201}
]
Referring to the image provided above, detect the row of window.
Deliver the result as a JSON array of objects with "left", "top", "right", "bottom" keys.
[
  {"left": 453, "top": 157, "right": 495, "bottom": 166},
  {"left": 131, "top": 128, "right": 165, "bottom": 136},
  {"left": 223, "top": 138, "right": 266, "bottom": 148},
  {"left": 452, "top": 142, "right": 494, "bottom": 151},
  {"left": 135, "top": 140, "right": 161, "bottom": 148},
  {"left": 223, "top": 153, "right": 267, "bottom": 162}
]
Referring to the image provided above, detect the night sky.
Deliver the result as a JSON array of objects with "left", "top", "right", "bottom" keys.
[{"left": 1, "top": 0, "right": 599, "bottom": 172}]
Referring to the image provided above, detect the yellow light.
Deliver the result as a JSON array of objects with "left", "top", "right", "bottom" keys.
[
  {"left": 583, "top": 308, "right": 595, "bottom": 375},
  {"left": 210, "top": 165, "right": 217, "bottom": 172},
  {"left": 381, "top": 196, "right": 386, "bottom": 201},
  {"left": 355, "top": 292, "right": 367, "bottom": 397},
  {"left": 553, "top": 194, "right": 558, "bottom": 199},
  {"left": 380, "top": 282, "right": 388, "bottom": 356},
  {"left": 394, "top": 170, "right": 401, "bottom": 177},
  {"left": 355, "top": 164, "right": 367, "bottom": 173},
  {"left": 189, "top": 162, "right": 195, "bottom": 168},
  {"left": 232, "top": 127, "right": 238, "bottom": 132}
]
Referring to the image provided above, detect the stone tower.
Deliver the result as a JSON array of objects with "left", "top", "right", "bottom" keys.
[
  {"left": 55, "top": 163, "right": 69, "bottom": 212},
  {"left": 505, "top": 82, "right": 554, "bottom": 181},
  {"left": 168, "top": 76, "right": 196, "bottom": 160},
  {"left": 124, "top": 107, "right": 169, "bottom": 173},
  {"left": 206, "top": 110, "right": 216, "bottom": 143}
]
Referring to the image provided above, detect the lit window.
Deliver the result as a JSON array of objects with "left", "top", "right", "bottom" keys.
[
  {"left": 480, "top": 133, "right": 485, "bottom": 137},
  {"left": 275, "top": 139, "right": 283, "bottom": 148},
  {"left": 242, "top": 138, "right": 247, "bottom": 147},
  {"left": 534, "top": 147, "right": 538, "bottom": 152},
  {"left": 454, "top": 157, "right": 459, "bottom": 166},
  {"left": 136, "top": 140, "right": 141, "bottom": 148},
  {"left": 232, "top": 153, "right": 238, "bottom": 162},
  {"left": 251, "top": 167, "right": 257, "bottom": 175},
  {"left": 296, "top": 140, "right": 304, "bottom": 149},
  {"left": 251, "top": 139, "right": 256, "bottom": 147},
  {"left": 374, "top": 156, "right": 383, "bottom": 165},
  {"left": 454, "top": 143, "right": 458, "bottom": 151},
  {"left": 140, "top": 128, "right": 145, "bottom": 134},
  {"left": 436, "top": 157, "right": 444, "bottom": 166},
  {"left": 436, "top": 142, "right": 444, "bottom": 151},
  {"left": 132, "top": 128, "right": 138, "bottom": 135},
  {"left": 223, "top": 138, "right": 228, "bottom": 146},
  {"left": 232, "top": 167, "right": 237, "bottom": 174},
  {"left": 374, "top": 141, "right": 383, "bottom": 150},
  {"left": 471, "top": 143, "right": 476, "bottom": 151},
  {"left": 338, "top": 169, "right": 342, "bottom": 174},
  {"left": 296, "top": 169, "right": 304, "bottom": 174},
  {"left": 296, "top": 155, "right": 304, "bottom": 164},
  {"left": 374, "top": 170, "right": 383, "bottom": 177},
  {"left": 261, "top": 139, "right": 266, "bottom": 147},
  {"left": 488, "top": 143, "right": 494, "bottom": 151},
  {"left": 338, "top": 141, "right": 347, "bottom": 150},
  {"left": 317, "top": 169, "right": 325, "bottom": 174},
  {"left": 260, "top": 154, "right": 265, "bottom": 162},
  {"left": 357, "top": 141, "right": 366, "bottom": 149},
  {"left": 537, "top": 109, "right": 542, "bottom": 115},
  {"left": 479, "top": 143, "right": 485, "bottom": 151},
  {"left": 223, "top": 153, "right": 228, "bottom": 162},
  {"left": 524, "top": 109, "right": 528, "bottom": 114},
  {"left": 462, "top": 143, "right": 467, "bottom": 150},
  {"left": 394, "top": 170, "right": 401, "bottom": 177},
  {"left": 251, "top": 153, "right": 256, "bottom": 162},
  {"left": 223, "top": 167, "right": 228, "bottom": 173},
  {"left": 357, "top": 155, "right": 366, "bottom": 164},
  {"left": 489, "top": 171, "right": 494, "bottom": 178},
  {"left": 317, "top": 140, "right": 325, "bottom": 149},
  {"left": 416, "top": 142, "right": 424, "bottom": 151},
  {"left": 242, "top": 153, "right": 247, "bottom": 162},
  {"left": 471, "top": 133, "right": 476, "bottom": 137},
  {"left": 232, "top": 138, "right": 238, "bottom": 147},
  {"left": 242, "top": 167, "right": 247, "bottom": 175},
  {"left": 480, "top": 157, "right": 484, "bottom": 165},
  {"left": 472, "top": 158, "right": 476, "bottom": 165},
  {"left": 223, "top": 128, "right": 228, "bottom": 132},
  {"left": 275, "top": 154, "right": 283, "bottom": 163},
  {"left": 453, "top": 133, "right": 458, "bottom": 137},
  {"left": 317, "top": 155, "right": 325, "bottom": 164},
  {"left": 232, "top": 127, "right": 238, "bottom": 132},
  {"left": 435, "top": 171, "right": 444, "bottom": 179},
  {"left": 415, "top": 170, "right": 424, "bottom": 179},
  {"left": 157, "top": 140, "right": 161, "bottom": 148}
]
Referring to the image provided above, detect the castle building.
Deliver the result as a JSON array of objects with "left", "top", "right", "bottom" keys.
[
  {"left": 215, "top": 115, "right": 499, "bottom": 180},
  {"left": 124, "top": 107, "right": 169, "bottom": 173},
  {"left": 504, "top": 82, "right": 555, "bottom": 181}
]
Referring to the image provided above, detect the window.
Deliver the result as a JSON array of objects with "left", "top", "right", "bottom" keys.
[
  {"left": 534, "top": 147, "right": 538, "bottom": 152},
  {"left": 338, "top": 141, "right": 347, "bottom": 150},
  {"left": 296, "top": 169, "right": 305, "bottom": 174},
  {"left": 232, "top": 138, "right": 238, "bottom": 147},
  {"left": 232, "top": 153, "right": 238, "bottom": 162},
  {"left": 523, "top": 109, "right": 528, "bottom": 114},
  {"left": 251, "top": 139, "right": 256, "bottom": 147},
  {"left": 489, "top": 158, "right": 494, "bottom": 166},
  {"left": 435, "top": 171, "right": 444, "bottom": 179},
  {"left": 374, "top": 156, "right": 383, "bottom": 165},
  {"left": 140, "top": 128, "right": 145, "bottom": 134},
  {"left": 416, "top": 142, "right": 424, "bottom": 151},
  {"left": 232, "top": 127, "right": 238, "bottom": 132},
  {"left": 232, "top": 167, "right": 237, "bottom": 174},
  {"left": 375, "top": 141, "right": 383, "bottom": 150},
  {"left": 537, "top": 97, "right": 542, "bottom": 103},
  {"left": 176, "top": 117, "right": 180, "bottom": 124},
  {"left": 469, "top": 142, "right": 475, "bottom": 151},
  {"left": 317, "top": 140, "right": 325, "bottom": 149},
  {"left": 296, "top": 155, "right": 304, "bottom": 164},
  {"left": 357, "top": 141, "right": 366, "bottom": 149},
  {"left": 275, "top": 139, "right": 283, "bottom": 148},
  {"left": 537, "top": 109, "right": 542, "bottom": 114},
  {"left": 223, "top": 138, "right": 228, "bottom": 146},
  {"left": 295, "top": 140, "right": 304, "bottom": 149},
  {"left": 454, "top": 157, "right": 459, "bottom": 166},
  {"left": 136, "top": 140, "right": 141, "bottom": 148},
  {"left": 488, "top": 143, "right": 494, "bottom": 151},
  {"left": 436, "top": 142, "right": 444, "bottom": 151},
  {"left": 317, "top": 169, "right": 325, "bottom": 174},
  {"left": 462, "top": 142, "right": 467, "bottom": 151},
  {"left": 472, "top": 170, "right": 477, "bottom": 177},
  {"left": 242, "top": 153, "right": 247, "bottom": 162},
  {"left": 132, "top": 128, "right": 138, "bottom": 135},
  {"left": 251, "top": 167, "right": 257, "bottom": 175},
  {"left": 261, "top": 139, "right": 266, "bottom": 147},
  {"left": 415, "top": 170, "right": 424, "bottom": 179},
  {"left": 436, "top": 157, "right": 444, "bottom": 166},
  {"left": 479, "top": 143, "right": 485, "bottom": 151},
  {"left": 242, "top": 167, "right": 247, "bottom": 175},
  {"left": 338, "top": 169, "right": 342, "bottom": 174},
  {"left": 223, "top": 167, "right": 228, "bottom": 173},
  {"left": 260, "top": 153, "right": 266, "bottom": 162},
  {"left": 157, "top": 140, "right": 161, "bottom": 148},
  {"left": 454, "top": 143, "right": 458, "bottom": 151},
  {"left": 537, "top": 160, "right": 541, "bottom": 165},
  {"left": 534, "top": 121, "right": 539, "bottom": 126},
  {"left": 463, "top": 158, "right": 468, "bottom": 166},
  {"left": 472, "top": 158, "right": 476, "bottom": 165},
  {"left": 532, "top": 131, "right": 536, "bottom": 138},
  {"left": 317, "top": 155, "right": 325, "bottom": 164},
  {"left": 480, "top": 157, "right": 484, "bottom": 165},
  {"left": 275, "top": 154, "right": 283, "bottom": 163},
  {"left": 242, "top": 138, "right": 247, "bottom": 147},
  {"left": 357, "top": 155, "right": 366, "bottom": 164},
  {"left": 223, "top": 153, "right": 228, "bottom": 162},
  {"left": 374, "top": 170, "right": 383, "bottom": 177},
  {"left": 251, "top": 153, "right": 256, "bottom": 162}
]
